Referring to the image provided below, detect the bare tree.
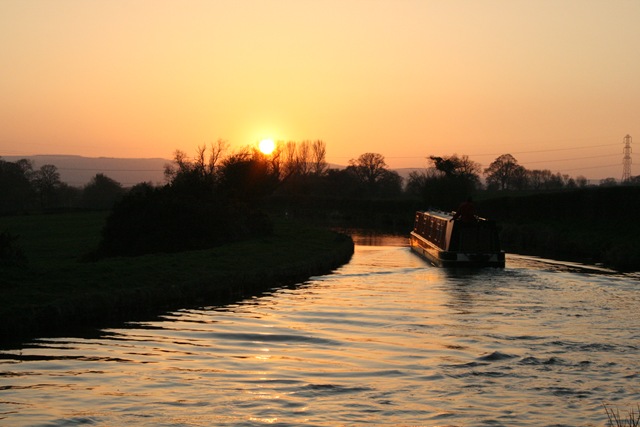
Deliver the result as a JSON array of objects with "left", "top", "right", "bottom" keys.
[
  {"left": 311, "top": 140, "right": 328, "bottom": 175},
  {"left": 455, "top": 154, "right": 482, "bottom": 179},
  {"left": 268, "top": 140, "right": 284, "bottom": 178},
  {"left": 32, "top": 164, "right": 61, "bottom": 192},
  {"left": 282, "top": 141, "right": 298, "bottom": 178},
  {"left": 278, "top": 140, "right": 315, "bottom": 179},
  {"left": 297, "top": 140, "right": 311, "bottom": 176},
  {"left": 194, "top": 145, "right": 207, "bottom": 176},
  {"left": 207, "top": 139, "right": 228, "bottom": 174},
  {"left": 31, "top": 164, "right": 62, "bottom": 209},
  {"left": 164, "top": 149, "right": 189, "bottom": 181},
  {"left": 164, "top": 142, "right": 229, "bottom": 183}
]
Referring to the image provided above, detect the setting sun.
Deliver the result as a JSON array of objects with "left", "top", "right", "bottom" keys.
[{"left": 259, "top": 138, "right": 275, "bottom": 155}]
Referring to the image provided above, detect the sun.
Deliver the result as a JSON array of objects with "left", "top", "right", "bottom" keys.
[{"left": 258, "top": 138, "right": 275, "bottom": 155}]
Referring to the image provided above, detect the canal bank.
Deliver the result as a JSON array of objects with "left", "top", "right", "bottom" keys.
[
  {"left": 476, "top": 186, "right": 640, "bottom": 271},
  {"left": 0, "top": 212, "right": 354, "bottom": 345}
]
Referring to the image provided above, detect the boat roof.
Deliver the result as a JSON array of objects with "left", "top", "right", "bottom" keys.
[{"left": 419, "top": 210, "right": 453, "bottom": 220}]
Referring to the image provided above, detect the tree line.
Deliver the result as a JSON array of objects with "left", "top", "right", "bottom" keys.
[
  {"left": 3, "top": 142, "right": 638, "bottom": 259},
  {"left": 0, "top": 158, "right": 124, "bottom": 214},
  {"left": 1, "top": 144, "right": 636, "bottom": 217}
]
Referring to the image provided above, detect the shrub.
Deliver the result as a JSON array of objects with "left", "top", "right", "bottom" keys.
[{"left": 96, "top": 185, "right": 273, "bottom": 257}]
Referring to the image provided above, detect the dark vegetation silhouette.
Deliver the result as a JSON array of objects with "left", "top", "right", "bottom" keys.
[
  {"left": 0, "top": 230, "right": 27, "bottom": 268},
  {"left": 0, "top": 158, "right": 110, "bottom": 213},
  {"left": 81, "top": 173, "right": 125, "bottom": 210},
  {"left": 0, "top": 159, "right": 37, "bottom": 213},
  {"left": 97, "top": 144, "right": 276, "bottom": 257},
  {"left": 2, "top": 147, "right": 640, "bottom": 269},
  {"left": 346, "top": 152, "right": 403, "bottom": 197},
  {"left": 406, "top": 154, "right": 481, "bottom": 210},
  {"left": 477, "top": 186, "right": 640, "bottom": 271},
  {"left": 0, "top": 150, "right": 630, "bottom": 217}
]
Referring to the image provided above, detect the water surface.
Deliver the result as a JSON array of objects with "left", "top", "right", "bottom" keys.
[{"left": 1, "top": 236, "right": 639, "bottom": 426}]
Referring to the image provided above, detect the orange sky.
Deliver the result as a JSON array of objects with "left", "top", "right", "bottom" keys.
[{"left": 1, "top": 0, "right": 639, "bottom": 179}]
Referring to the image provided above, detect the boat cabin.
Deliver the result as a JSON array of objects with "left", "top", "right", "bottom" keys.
[{"left": 410, "top": 210, "right": 505, "bottom": 268}]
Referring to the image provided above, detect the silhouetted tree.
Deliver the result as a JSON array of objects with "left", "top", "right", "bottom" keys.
[
  {"left": 31, "top": 164, "right": 62, "bottom": 210},
  {"left": 165, "top": 140, "right": 226, "bottom": 178},
  {"left": 97, "top": 145, "right": 275, "bottom": 257},
  {"left": 526, "top": 169, "right": 569, "bottom": 191},
  {"left": 273, "top": 140, "right": 328, "bottom": 195},
  {"left": 0, "top": 159, "right": 34, "bottom": 213},
  {"left": 218, "top": 150, "right": 279, "bottom": 201},
  {"left": 600, "top": 177, "right": 618, "bottom": 187},
  {"left": 349, "top": 153, "right": 387, "bottom": 184},
  {"left": 407, "top": 170, "right": 467, "bottom": 210},
  {"left": 406, "top": 170, "right": 429, "bottom": 198},
  {"left": 320, "top": 168, "right": 363, "bottom": 198},
  {"left": 347, "top": 153, "right": 397, "bottom": 196},
  {"left": 98, "top": 184, "right": 238, "bottom": 256},
  {"left": 407, "top": 154, "right": 480, "bottom": 209},
  {"left": 278, "top": 140, "right": 315, "bottom": 179},
  {"left": 311, "top": 140, "right": 328, "bottom": 176},
  {"left": 429, "top": 154, "right": 481, "bottom": 188},
  {"left": 575, "top": 175, "right": 589, "bottom": 188},
  {"left": 81, "top": 173, "right": 124, "bottom": 210},
  {"left": 297, "top": 141, "right": 311, "bottom": 176},
  {"left": 163, "top": 144, "right": 229, "bottom": 198},
  {"left": 280, "top": 141, "right": 298, "bottom": 179},
  {"left": 627, "top": 175, "right": 640, "bottom": 185},
  {"left": 510, "top": 165, "right": 529, "bottom": 190},
  {"left": 429, "top": 156, "right": 458, "bottom": 176},
  {"left": 484, "top": 154, "right": 526, "bottom": 191},
  {"left": 376, "top": 169, "right": 403, "bottom": 198}
]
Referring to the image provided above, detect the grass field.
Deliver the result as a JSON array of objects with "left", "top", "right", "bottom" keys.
[
  {"left": 2, "top": 211, "right": 107, "bottom": 269},
  {"left": 0, "top": 211, "right": 354, "bottom": 345}
]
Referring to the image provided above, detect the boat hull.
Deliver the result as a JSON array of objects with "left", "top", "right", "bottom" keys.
[{"left": 410, "top": 230, "right": 505, "bottom": 268}]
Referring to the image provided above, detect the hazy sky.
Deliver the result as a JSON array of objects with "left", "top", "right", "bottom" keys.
[{"left": 1, "top": 0, "right": 639, "bottom": 179}]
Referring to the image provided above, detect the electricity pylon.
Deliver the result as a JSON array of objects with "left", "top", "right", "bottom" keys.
[{"left": 622, "top": 134, "right": 632, "bottom": 182}]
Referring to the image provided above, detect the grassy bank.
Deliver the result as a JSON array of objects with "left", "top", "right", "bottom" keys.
[
  {"left": 477, "top": 187, "right": 640, "bottom": 271},
  {"left": 0, "top": 211, "right": 354, "bottom": 345}
]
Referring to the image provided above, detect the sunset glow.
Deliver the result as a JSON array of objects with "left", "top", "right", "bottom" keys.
[{"left": 1, "top": 1, "right": 639, "bottom": 178}]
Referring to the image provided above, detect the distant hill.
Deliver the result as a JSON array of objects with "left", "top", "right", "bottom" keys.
[{"left": 2, "top": 155, "right": 170, "bottom": 187}]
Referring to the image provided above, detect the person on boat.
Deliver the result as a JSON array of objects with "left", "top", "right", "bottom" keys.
[{"left": 451, "top": 197, "right": 476, "bottom": 222}]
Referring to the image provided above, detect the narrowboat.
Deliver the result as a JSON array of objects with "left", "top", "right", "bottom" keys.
[{"left": 409, "top": 210, "right": 505, "bottom": 268}]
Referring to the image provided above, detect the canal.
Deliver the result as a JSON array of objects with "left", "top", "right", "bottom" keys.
[{"left": 1, "top": 234, "right": 639, "bottom": 426}]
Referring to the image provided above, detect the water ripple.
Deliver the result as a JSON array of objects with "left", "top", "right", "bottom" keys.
[{"left": 1, "top": 245, "right": 639, "bottom": 426}]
